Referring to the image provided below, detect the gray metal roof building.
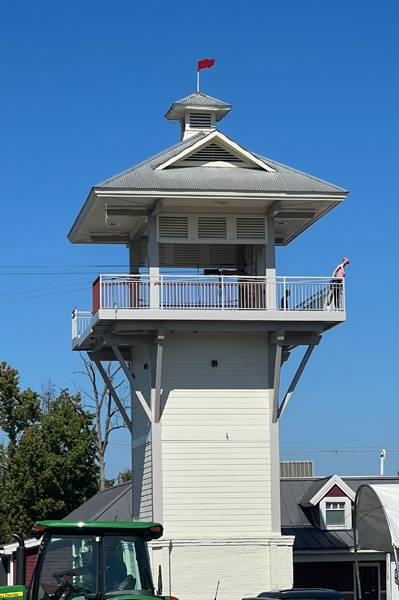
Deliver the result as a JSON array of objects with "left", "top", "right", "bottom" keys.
[{"left": 281, "top": 475, "right": 399, "bottom": 551}]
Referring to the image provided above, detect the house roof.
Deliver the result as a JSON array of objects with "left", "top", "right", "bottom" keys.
[
  {"left": 96, "top": 131, "right": 347, "bottom": 194},
  {"left": 65, "top": 481, "right": 133, "bottom": 522},
  {"left": 299, "top": 474, "right": 355, "bottom": 507},
  {"left": 281, "top": 475, "right": 399, "bottom": 551}
]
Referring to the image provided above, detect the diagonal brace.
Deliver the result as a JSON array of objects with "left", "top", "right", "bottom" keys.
[
  {"left": 110, "top": 344, "right": 152, "bottom": 422},
  {"left": 152, "top": 330, "right": 165, "bottom": 423},
  {"left": 93, "top": 359, "right": 132, "bottom": 433},
  {"left": 271, "top": 330, "right": 285, "bottom": 423},
  {"left": 277, "top": 344, "right": 316, "bottom": 421}
]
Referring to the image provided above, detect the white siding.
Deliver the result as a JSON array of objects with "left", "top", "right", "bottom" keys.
[
  {"left": 161, "top": 331, "right": 271, "bottom": 537},
  {"left": 131, "top": 345, "right": 152, "bottom": 521},
  {"left": 149, "top": 535, "right": 294, "bottom": 600}
]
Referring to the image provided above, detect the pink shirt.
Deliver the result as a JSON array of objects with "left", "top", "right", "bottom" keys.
[{"left": 334, "top": 265, "right": 345, "bottom": 278}]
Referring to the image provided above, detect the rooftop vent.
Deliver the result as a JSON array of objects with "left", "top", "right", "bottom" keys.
[
  {"left": 189, "top": 112, "right": 212, "bottom": 129},
  {"left": 183, "top": 143, "right": 245, "bottom": 164},
  {"left": 280, "top": 461, "right": 314, "bottom": 478}
]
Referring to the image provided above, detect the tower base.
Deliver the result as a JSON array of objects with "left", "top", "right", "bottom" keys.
[{"left": 150, "top": 534, "right": 294, "bottom": 600}]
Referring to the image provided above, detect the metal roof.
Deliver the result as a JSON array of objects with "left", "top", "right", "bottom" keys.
[
  {"left": 65, "top": 482, "right": 133, "bottom": 521},
  {"left": 96, "top": 131, "right": 347, "bottom": 194},
  {"left": 281, "top": 476, "right": 399, "bottom": 551},
  {"left": 297, "top": 477, "right": 330, "bottom": 507},
  {"left": 168, "top": 92, "right": 231, "bottom": 108},
  {"left": 164, "top": 93, "right": 232, "bottom": 122},
  {"left": 282, "top": 526, "right": 354, "bottom": 551}
]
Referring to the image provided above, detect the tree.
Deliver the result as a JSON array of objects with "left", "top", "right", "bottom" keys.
[
  {"left": 0, "top": 363, "right": 99, "bottom": 541},
  {"left": 72, "top": 354, "right": 129, "bottom": 491},
  {"left": 0, "top": 362, "right": 41, "bottom": 445}
]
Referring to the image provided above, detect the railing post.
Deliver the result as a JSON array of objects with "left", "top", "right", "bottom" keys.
[
  {"left": 283, "top": 277, "right": 286, "bottom": 311},
  {"left": 221, "top": 274, "right": 225, "bottom": 310},
  {"left": 266, "top": 276, "right": 276, "bottom": 310},
  {"left": 342, "top": 279, "right": 345, "bottom": 311},
  {"left": 160, "top": 275, "right": 163, "bottom": 309},
  {"left": 150, "top": 275, "right": 159, "bottom": 308},
  {"left": 72, "top": 308, "right": 77, "bottom": 340}
]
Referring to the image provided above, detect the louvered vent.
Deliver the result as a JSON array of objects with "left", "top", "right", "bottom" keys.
[
  {"left": 139, "top": 237, "right": 147, "bottom": 266},
  {"left": 158, "top": 243, "right": 166, "bottom": 266},
  {"left": 158, "top": 216, "right": 188, "bottom": 238},
  {"left": 209, "top": 245, "right": 237, "bottom": 267},
  {"left": 180, "top": 117, "right": 186, "bottom": 141},
  {"left": 174, "top": 244, "right": 201, "bottom": 267},
  {"left": 183, "top": 143, "right": 245, "bottom": 164},
  {"left": 189, "top": 112, "right": 212, "bottom": 129},
  {"left": 280, "top": 461, "right": 314, "bottom": 478},
  {"left": 198, "top": 217, "right": 227, "bottom": 239},
  {"left": 236, "top": 218, "right": 266, "bottom": 239}
]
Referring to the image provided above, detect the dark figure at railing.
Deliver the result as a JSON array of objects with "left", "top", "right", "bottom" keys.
[
  {"left": 280, "top": 289, "right": 291, "bottom": 310},
  {"left": 326, "top": 257, "right": 350, "bottom": 309}
]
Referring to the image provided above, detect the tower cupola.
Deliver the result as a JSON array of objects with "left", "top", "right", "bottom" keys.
[{"left": 164, "top": 92, "right": 232, "bottom": 141}]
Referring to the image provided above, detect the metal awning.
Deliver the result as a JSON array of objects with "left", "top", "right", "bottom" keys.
[{"left": 355, "top": 484, "right": 399, "bottom": 551}]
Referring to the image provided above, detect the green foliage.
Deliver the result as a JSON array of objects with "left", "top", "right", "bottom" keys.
[
  {"left": 0, "top": 364, "right": 100, "bottom": 542},
  {"left": 0, "top": 362, "right": 41, "bottom": 445},
  {"left": 121, "top": 467, "right": 132, "bottom": 482}
]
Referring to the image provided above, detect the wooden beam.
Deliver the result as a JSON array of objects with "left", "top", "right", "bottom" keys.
[
  {"left": 89, "top": 235, "right": 130, "bottom": 243},
  {"left": 110, "top": 344, "right": 152, "bottom": 422},
  {"left": 150, "top": 200, "right": 163, "bottom": 216},
  {"left": 103, "top": 334, "right": 154, "bottom": 346},
  {"left": 153, "top": 330, "right": 165, "bottom": 423},
  {"left": 106, "top": 208, "right": 149, "bottom": 217},
  {"left": 269, "top": 334, "right": 321, "bottom": 346},
  {"left": 267, "top": 202, "right": 281, "bottom": 218},
  {"left": 88, "top": 349, "right": 131, "bottom": 362},
  {"left": 93, "top": 359, "right": 132, "bottom": 433},
  {"left": 277, "top": 345, "right": 316, "bottom": 420},
  {"left": 272, "top": 329, "right": 285, "bottom": 423},
  {"left": 276, "top": 211, "right": 316, "bottom": 219}
]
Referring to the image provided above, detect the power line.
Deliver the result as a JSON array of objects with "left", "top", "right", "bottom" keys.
[
  {"left": 0, "top": 286, "right": 91, "bottom": 303},
  {"left": 0, "top": 281, "right": 92, "bottom": 298},
  {"left": 0, "top": 265, "right": 129, "bottom": 268}
]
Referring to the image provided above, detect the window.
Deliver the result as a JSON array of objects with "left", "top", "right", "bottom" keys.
[
  {"left": 326, "top": 502, "right": 346, "bottom": 526},
  {"left": 319, "top": 497, "right": 352, "bottom": 529}
]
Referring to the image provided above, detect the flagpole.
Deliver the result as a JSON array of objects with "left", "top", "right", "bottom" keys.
[{"left": 197, "top": 59, "right": 199, "bottom": 92}]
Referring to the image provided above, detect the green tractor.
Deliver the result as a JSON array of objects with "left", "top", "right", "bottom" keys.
[{"left": 0, "top": 521, "right": 177, "bottom": 600}]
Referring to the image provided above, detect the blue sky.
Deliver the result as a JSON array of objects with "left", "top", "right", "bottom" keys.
[{"left": 0, "top": 0, "right": 398, "bottom": 479}]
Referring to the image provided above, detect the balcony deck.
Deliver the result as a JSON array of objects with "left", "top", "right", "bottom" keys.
[{"left": 72, "top": 274, "right": 346, "bottom": 351}]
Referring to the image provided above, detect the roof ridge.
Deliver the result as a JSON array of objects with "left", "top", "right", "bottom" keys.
[{"left": 96, "top": 133, "right": 207, "bottom": 187}]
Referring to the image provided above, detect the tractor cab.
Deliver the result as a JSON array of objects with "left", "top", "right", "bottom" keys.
[{"left": 0, "top": 521, "right": 175, "bottom": 600}]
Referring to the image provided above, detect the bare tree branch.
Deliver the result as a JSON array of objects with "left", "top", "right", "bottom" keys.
[{"left": 72, "top": 353, "right": 130, "bottom": 491}]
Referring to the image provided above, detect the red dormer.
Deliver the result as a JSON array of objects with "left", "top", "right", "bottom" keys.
[{"left": 299, "top": 474, "right": 356, "bottom": 530}]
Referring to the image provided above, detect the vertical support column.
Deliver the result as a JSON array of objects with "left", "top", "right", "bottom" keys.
[
  {"left": 268, "top": 332, "right": 284, "bottom": 533},
  {"left": 265, "top": 214, "right": 276, "bottom": 309},
  {"left": 129, "top": 239, "right": 140, "bottom": 275},
  {"left": 130, "top": 345, "right": 137, "bottom": 520},
  {"left": 150, "top": 330, "right": 165, "bottom": 523},
  {"left": 148, "top": 215, "right": 159, "bottom": 308}
]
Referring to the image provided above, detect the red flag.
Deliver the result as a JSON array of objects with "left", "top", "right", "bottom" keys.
[{"left": 197, "top": 58, "right": 215, "bottom": 71}]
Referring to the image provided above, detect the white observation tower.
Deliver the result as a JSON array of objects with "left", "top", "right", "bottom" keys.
[{"left": 69, "top": 91, "right": 349, "bottom": 600}]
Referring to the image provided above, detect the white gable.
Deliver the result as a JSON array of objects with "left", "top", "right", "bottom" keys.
[{"left": 156, "top": 131, "right": 275, "bottom": 172}]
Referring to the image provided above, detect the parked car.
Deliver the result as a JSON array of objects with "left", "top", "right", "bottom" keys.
[{"left": 242, "top": 589, "right": 349, "bottom": 600}]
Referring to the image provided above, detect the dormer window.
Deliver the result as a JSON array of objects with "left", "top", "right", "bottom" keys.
[
  {"left": 319, "top": 497, "right": 352, "bottom": 530},
  {"left": 298, "top": 474, "right": 355, "bottom": 532}
]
